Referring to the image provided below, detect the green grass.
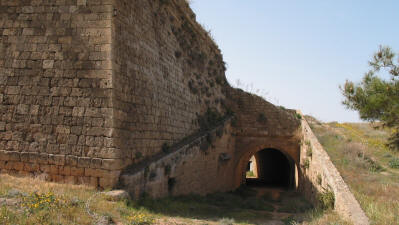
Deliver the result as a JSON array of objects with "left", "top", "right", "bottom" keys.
[{"left": 309, "top": 119, "right": 399, "bottom": 225}]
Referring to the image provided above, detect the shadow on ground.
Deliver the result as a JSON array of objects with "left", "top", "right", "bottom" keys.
[{"left": 130, "top": 186, "right": 314, "bottom": 224}]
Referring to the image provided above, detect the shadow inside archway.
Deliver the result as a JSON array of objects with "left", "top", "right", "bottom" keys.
[{"left": 245, "top": 148, "right": 294, "bottom": 189}]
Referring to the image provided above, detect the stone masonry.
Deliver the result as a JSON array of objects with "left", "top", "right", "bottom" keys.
[
  {"left": 0, "top": 1, "right": 369, "bottom": 224},
  {"left": 0, "top": 0, "right": 228, "bottom": 188}
]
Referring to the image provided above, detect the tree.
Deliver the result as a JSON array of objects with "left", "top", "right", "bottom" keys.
[{"left": 341, "top": 46, "right": 399, "bottom": 151}]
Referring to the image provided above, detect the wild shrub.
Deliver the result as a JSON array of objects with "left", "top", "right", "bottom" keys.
[
  {"left": 198, "top": 108, "right": 223, "bottom": 131},
  {"left": 317, "top": 190, "right": 335, "bottom": 210},
  {"left": 389, "top": 157, "right": 399, "bottom": 169},
  {"left": 257, "top": 113, "right": 267, "bottom": 124},
  {"left": 303, "top": 159, "right": 310, "bottom": 169},
  {"left": 21, "top": 191, "right": 63, "bottom": 213},
  {"left": 162, "top": 143, "right": 170, "bottom": 153},
  {"left": 128, "top": 211, "right": 155, "bottom": 225},
  {"left": 306, "top": 146, "right": 313, "bottom": 158}
]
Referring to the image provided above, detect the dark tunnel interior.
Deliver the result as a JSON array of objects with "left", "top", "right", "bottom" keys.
[{"left": 246, "top": 148, "right": 292, "bottom": 188}]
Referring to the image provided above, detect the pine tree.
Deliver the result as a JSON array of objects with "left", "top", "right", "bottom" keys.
[{"left": 341, "top": 46, "right": 399, "bottom": 151}]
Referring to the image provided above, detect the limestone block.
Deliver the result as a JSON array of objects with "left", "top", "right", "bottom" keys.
[
  {"left": 66, "top": 155, "right": 78, "bottom": 166},
  {"left": 77, "top": 157, "right": 91, "bottom": 168},
  {"left": 3, "top": 151, "right": 20, "bottom": 161},
  {"left": 101, "top": 159, "right": 125, "bottom": 170},
  {"left": 23, "top": 163, "right": 39, "bottom": 172},
  {"left": 56, "top": 125, "right": 70, "bottom": 134},
  {"left": 97, "top": 148, "right": 123, "bottom": 159},
  {"left": 104, "top": 190, "right": 129, "bottom": 201},
  {"left": 90, "top": 158, "right": 102, "bottom": 169},
  {"left": 99, "top": 177, "right": 119, "bottom": 189},
  {"left": 6, "top": 162, "right": 24, "bottom": 171},
  {"left": 59, "top": 166, "right": 71, "bottom": 176},
  {"left": 42, "top": 60, "right": 54, "bottom": 69},
  {"left": 20, "top": 152, "right": 29, "bottom": 162},
  {"left": 63, "top": 176, "right": 76, "bottom": 184},
  {"left": 16, "top": 104, "right": 29, "bottom": 114},
  {"left": 48, "top": 154, "right": 66, "bottom": 166},
  {"left": 70, "top": 167, "right": 84, "bottom": 176},
  {"left": 85, "top": 168, "right": 106, "bottom": 177},
  {"left": 38, "top": 153, "right": 49, "bottom": 164},
  {"left": 72, "top": 107, "right": 85, "bottom": 117}
]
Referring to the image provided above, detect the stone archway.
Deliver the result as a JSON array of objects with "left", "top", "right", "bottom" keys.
[{"left": 235, "top": 146, "right": 298, "bottom": 189}]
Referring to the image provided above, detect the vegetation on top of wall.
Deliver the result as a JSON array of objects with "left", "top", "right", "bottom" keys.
[
  {"left": 257, "top": 112, "right": 268, "bottom": 124},
  {"left": 303, "top": 159, "right": 310, "bottom": 169},
  {"left": 317, "top": 190, "right": 335, "bottom": 210},
  {"left": 295, "top": 113, "right": 303, "bottom": 120},
  {"left": 317, "top": 174, "right": 322, "bottom": 186},
  {"left": 306, "top": 147, "right": 313, "bottom": 158},
  {"left": 162, "top": 143, "right": 171, "bottom": 153},
  {"left": 197, "top": 108, "right": 224, "bottom": 131}
]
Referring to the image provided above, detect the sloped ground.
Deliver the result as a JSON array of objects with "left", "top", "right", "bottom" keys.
[
  {"left": 307, "top": 117, "right": 399, "bottom": 225},
  {"left": 0, "top": 173, "right": 351, "bottom": 225}
]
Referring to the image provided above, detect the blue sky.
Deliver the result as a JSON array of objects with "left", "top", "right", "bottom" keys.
[{"left": 190, "top": 0, "right": 399, "bottom": 122}]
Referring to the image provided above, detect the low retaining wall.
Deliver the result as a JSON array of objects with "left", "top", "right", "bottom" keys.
[
  {"left": 299, "top": 118, "right": 369, "bottom": 225},
  {"left": 119, "top": 119, "right": 236, "bottom": 198}
]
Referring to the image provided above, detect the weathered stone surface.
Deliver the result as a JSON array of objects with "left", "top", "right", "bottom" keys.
[
  {"left": 104, "top": 190, "right": 130, "bottom": 202},
  {"left": 0, "top": 2, "right": 369, "bottom": 224}
]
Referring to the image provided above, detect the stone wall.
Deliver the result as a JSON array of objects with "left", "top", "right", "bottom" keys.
[
  {"left": 0, "top": 0, "right": 229, "bottom": 188},
  {"left": 227, "top": 88, "right": 302, "bottom": 189},
  {"left": 299, "top": 118, "right": 369, "bottom": 225},
  {"left": 0, "top": 0, "right": 121, "bottom": 188},
  {"left": 111, "top": 0, "right": 229, "bottom": 165},
  {"left": 120, "top": 118, "right": 236, "bottom": 198}
]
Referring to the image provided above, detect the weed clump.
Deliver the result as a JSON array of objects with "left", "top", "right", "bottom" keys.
[
  {"left": 389, "top": 157, "right": 399, "bottom": 169},
  {"left": 306, "top": 146, "right": 313, "bottom": 158},
  {"left": 198, "top": 108, "right": 223, "bottom": 131},
  {"left": 257, "top": 113, "right": 268, "bottom": 124},
  {"left": 162, "top": 143, "right": 170, "bottom": 153},
  {"left": 128, "top": 211, "right": 155, "bottom": 225},
  {"left": 303, "top": 159, "right": 310, "bottom": 169},
  {"left": 317, "top": 190, "right": 335, "bottom": 210}
]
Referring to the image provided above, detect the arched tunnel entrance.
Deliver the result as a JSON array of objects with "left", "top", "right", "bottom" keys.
[{"left": 245, "top": 148, "right": 295, "bottom": 189}]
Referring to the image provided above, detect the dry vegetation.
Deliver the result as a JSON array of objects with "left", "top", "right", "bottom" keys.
[
  {"left": 308, "top": 117, "right": 399, "bottom": 225},
  {"left": 0, "top": 173, "right": 351, "bottom": 225}
]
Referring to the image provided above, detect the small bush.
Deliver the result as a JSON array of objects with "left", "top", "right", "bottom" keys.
[
  {"left": 198, "top": 108, "right": 223, "bottom": 131},
  {"left": 303, "top": 159, "right": 310, "bottom": 169},
  {"left": 318, "top": 190, "right": 335, "bottom": 210},
  {"left": 257, "top": 113, "right": 267, "bottom": 124},
  {"left": 162, "top": 143, "right": 170, "bottom": 153},
  {"left": 295, "top": 113, "right": 302, "bottom": 120},
  {"left": 306, "top": 146, "right": 313, "bottom": 158},
  {"left": 21, "top": 191, "right": 62, "bottom": 213},
  {"left": 128, "top": 211, "right": 155, "bottom": 225},
  {"left": 389, "top": 158, "right": 399, "bottom": 169},
  {"left": 317, "top": 174, "right": 322, "bottom": 185}
]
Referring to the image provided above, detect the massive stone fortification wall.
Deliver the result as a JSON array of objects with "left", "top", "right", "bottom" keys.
[
  {"left": 0, "top": 0, "right": 230, "bottom": 188},
  {"left": 0, "top": 0, "right": 123, "bottom": 187}
]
